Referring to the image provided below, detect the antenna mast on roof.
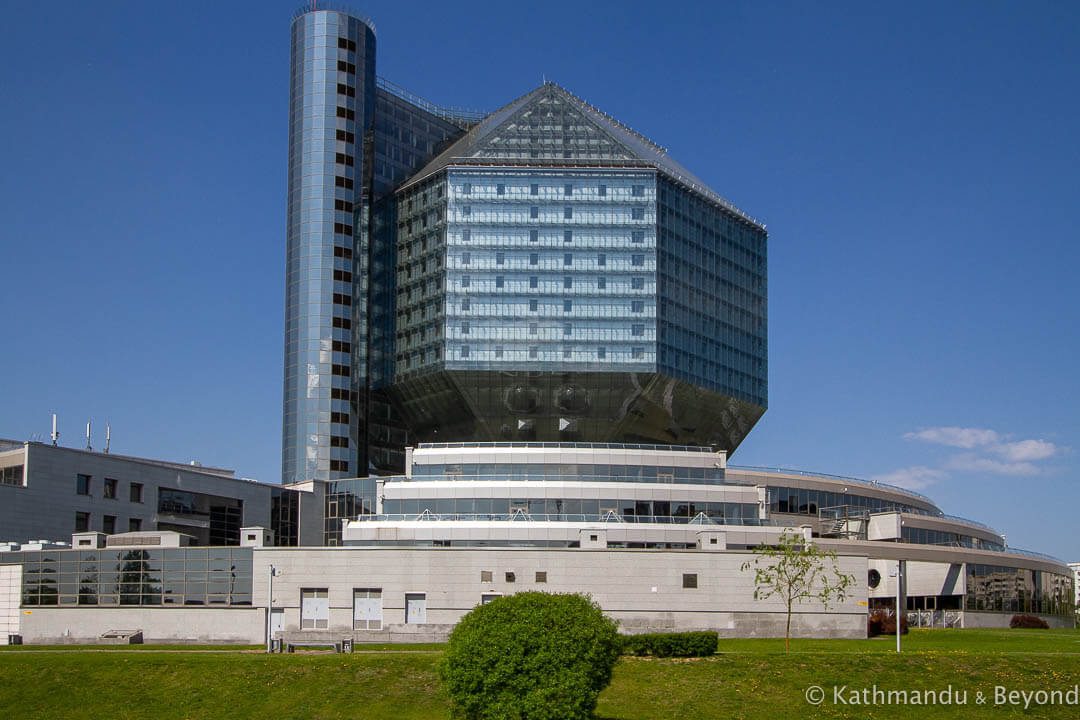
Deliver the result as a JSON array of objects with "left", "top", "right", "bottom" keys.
[
  {"left": 105, "top": 424, "right": 111, "bottom": 454},
  {"left": 86, "top": 420, "right": 92, "bottom": 451},
  {"left": 51, "top": 414, "right": 59, "bottom": 446}
]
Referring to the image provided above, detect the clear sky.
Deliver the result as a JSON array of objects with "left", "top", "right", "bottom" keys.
[{"left": 1, "top": 1, "right": 1076, "bottom": 558}]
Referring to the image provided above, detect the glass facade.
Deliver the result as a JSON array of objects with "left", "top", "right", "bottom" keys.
[
  {"left": 380, "top": 498, "right": 758, "bottom": 524},
  {"left": 766, "top": 485, "right": 930, "bottom": 517},
  {"left": 284, "top": 9, "right": 376, "bottom": 483},
  {"left": 901, "top": 526, "right": 1004, "bottom": 551},
  {"left": 965, "top": 563, "right": 1074, "bottom": 616},
  {"left": 11, "top": 548, "right": 253, "bottom": 607},
  {"left": 410, "top": 462, "right": 723, "bottom": 485},
  {"left": 324, "top": 476, "right": 375, "bottom": 545}
]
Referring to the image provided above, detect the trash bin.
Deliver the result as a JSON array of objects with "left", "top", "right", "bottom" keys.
[
  {"left": 342, "top": 638, "right": 353, "bottom": 653},
  {"left": 271, "top": 638, "right": 282, "bottom": 653}
]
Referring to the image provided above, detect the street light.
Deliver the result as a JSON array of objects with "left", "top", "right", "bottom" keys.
[{"left": 266, "top": 565, "right": 281, "bottom": 653}]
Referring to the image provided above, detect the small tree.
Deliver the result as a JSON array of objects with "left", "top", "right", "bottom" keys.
[
  {"left": 741, "top": 531, "right": 855, "bottom": 650},
  {"left": 440, "top": 591, "right": 619, "bottom": 720}
]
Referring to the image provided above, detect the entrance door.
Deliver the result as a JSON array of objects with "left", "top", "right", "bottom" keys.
[
  {"left": 405, "top": 593, "right": 426, "bottom": 624},
  {"left": 270, "top": 608, "right": 284, "bottom": 638},
  {"left": 301, "top": 588, "right": 329, "bottom": 629}
]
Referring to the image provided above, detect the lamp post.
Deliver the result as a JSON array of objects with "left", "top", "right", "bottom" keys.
[{"left": 266, "top": 565, "right": 280, "bottom": 653}]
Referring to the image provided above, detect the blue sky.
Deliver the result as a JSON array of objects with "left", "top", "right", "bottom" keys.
[{"left": 1, "top": 1, "right": 1076, "bottom": 558}]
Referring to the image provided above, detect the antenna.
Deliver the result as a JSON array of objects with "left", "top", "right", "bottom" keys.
[
  {"left": 105, "top": 425, "right": 111, "bottom": 454},
  {"left": 86, "top": 420, "right": 92, "bottom": 451},
  {"left": 51, "top": 414, "right": 59, "bottom": 446}
]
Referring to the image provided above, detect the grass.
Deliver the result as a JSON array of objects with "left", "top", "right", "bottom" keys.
[{"left": 1, "top": 629, "right": 1078, "bottom": 718}]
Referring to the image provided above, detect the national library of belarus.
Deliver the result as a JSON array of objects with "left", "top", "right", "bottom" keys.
[{"left": 0, "top": 4, "right": 1071, "bottom": 645}]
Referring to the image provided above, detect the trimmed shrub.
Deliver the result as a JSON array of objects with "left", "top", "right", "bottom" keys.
[
  {"left": 440, "top": 592, "right": 619, "bottom": 720},
  {"left": 1010, "top": 614, "right": 1050, "bottom": 629},
  {"left": 868, "top": 610, "right": 908, "bottom": 636},
  {"left": 618, "top": 631, "right": 719, "bottom": 657}
]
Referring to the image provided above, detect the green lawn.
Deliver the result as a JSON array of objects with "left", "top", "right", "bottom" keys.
[{"left": 1, "top": 629, "right": 1078, "bottom": 719}]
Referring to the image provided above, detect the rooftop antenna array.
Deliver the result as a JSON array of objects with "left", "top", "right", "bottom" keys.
[
  {"left": 86, "top": 420, "right": 92, "bottom": 451},
  {"left": 105, "top": 425, "right": 111, "bottom": 454},
  {"left": 51, "top": 414, "right": 59, "bottom": 446}
]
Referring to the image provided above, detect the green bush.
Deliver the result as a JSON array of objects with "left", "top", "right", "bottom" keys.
[
  {"left": 617, "top": 631, "right": 719, "bottom": 657},
  {"left": 440, "top": 592, "right": 620, "bottom": 720}
]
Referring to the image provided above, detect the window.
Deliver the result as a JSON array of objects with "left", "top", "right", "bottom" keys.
[
  {"left": 461, "top": 298, "right": 470, "bottom": 311},
  {"left": 335, "top": 107, "right": 355, "bottom": 121},
  {"left": 301, "top": 589, "right": 329, "bottom": 629},
  {"left": 336, "top": 60, "right": 356, "bottom": 74},
  {"left": 333, "top": 223, "right": 353, "bottom": 237},
  {"left": 530, "top": 184, "right": 539, "bottom": 195},
  {"left": 496, "top": 252, "right": 505, "bottom": 265},
  {"left": 562, "top": 345, "right": 572, "bottom": 358},
  {"left": 598, "top": 184, "right": 607, "bottom": 196},
  {"left": 632, "top": 230, "right": 644, "bottom": 243},
  {"left": 529, "top": 276, "right": 538, "bottom": 289},
  {"left": 481, "top": 593, "right": 501, "bottom": 605},
  {"left": 353, "top": 588, "right": 382, "bottom": 630},
  {"left": 461, "top": 276, "right": 470, "bottom": 287},
  {"left": 333, "top": 245, "right": 353, "bottom": 259},
  {"left": 461, "top": 183, "right": 471, "bottom": 195},
  {"left": 563, "top": 323, "right": 572, "bottom": 336},
  {"left": 632, "top": 347, "right": 644, "bottom": 359},
  {"left": 332, "top": 340, "right": 351, "bottom": 353},
  {"left": 332, "top": 364, "right": 349, "bottom": 376},
  {"left": 529, "top": 346, "right": 538, "bottom": 358},
  {"left": 332, "top": 316, "right": 352, "bottom": 329},
  {"left": 631, "top": 301, "right": 644, "bottom": 313},
  {"left": 103, "top": 478, "right": 117, "bottom": 499},
  {"left": 496, "top": 183, "right": 505, "bottom": 195},
  {"left": 462, "top": 229, "right": 470, "bottom": 242},
  {"left": 597, "top": 347, "right": 606, "bottom": 359},
  {"left": 461, "top": 252, "right": 470, "bottom": 265},
  {"left": 598, "top": 253, "right": 606, "bottom": 266},
  {"left": 564, "top": 184, "right": 573, "bottom": 196},
  {"left": 530, "top": 206, "right": 539, "bottom": 219},
  {"left": 461, "top": 321, "right": 470, "bottom": 335},
  {"left": 597, "top": 277, "right": 606, "bottom": 289},
  {"left": 563, "top": 253, "right": 572, "bottom": 266},
  {"left": 563, "top": 300, "right": 572, "bottom": 312},
  {"left": 329, "top": 460, "right": 349, "bottom": 472},
  {"left": 76, "top": 474, "right": 91, "bottom": 496},
  {"left": 102, "top": 515, "right": 116, "bottom": 535},
  {"left": 564, "top": 230, "right": 572, "bottom": 243},
  {"left": 480, "top": 570, "right": 493, "bottom": 582},
  {"left": 337, "top": 37, "right": 357, "bottom": 52},
  {"left": 529, "top": 253, "right": 538, "bottom": 265},
  {"left": 335, "top": 152, "right": 354, "bottom": 166},
  {"left": 128, "top": 518, "right": 142, "bottom": 532},
  {"left": 460, "top": 345, "right": 470, "bottom": 357},
  {"left": 535, "top": 572, "right": 547, "bottom": 583},
  {"left": 632, "top": 277, "right": 645, "bottom": 289},
  {"left": 563, "top": 276, "right": 573, "bottom": 289},
  {"left": 130, "top": 482, "right": 143, "bottom": 503},
  {"left": 632, "top": 324, "right": 644, "bottom": 336},
  {"left": 632, "top": 254, "right": 644, "bottom": 266},
  {"left": 529, "top": 300, "right": 538, "bottom": 312},
  {"left": 330, "top": 436, "right": 349, "bottom": 447},
  {"left": 682, "top": 573, "right": 698, "bottom": 589},
  {"left": 330, "top": 411, "right": 350, "bottom": 424},
  {"left": 335, "top": 176, "right": 353, "bottom": 190},
  {"left": 75, "top": 512, "right": 90, "bottom": 533},
  {"left": 495, "top": 276, "right": 504, "bottom": 288},
  {"left": 564, "top": 207, "right": 573, "bottom": 219},
  {"left": 0, "top": 465, "right": 23, "bottom": 486},
  {"left": 494, "top": 346, "right": 504, "bottom": 358},
  {"left": 333, "top": 269, "right": 352, "bottom": 282},
  {"left": 462, "top": 205, "right": 471, "bottom": 216},
  {"left": 335, "top": 129, "right": 355, "bottom": 143},
  {"left": 632, "top": 185, "right": 645, "bottom": 197},
  {"left": 529, "top": 323, "right": 538, "bottom": 335},
  {"left": 505, "top": 572, "right": 516, "bottom": 583},
  {"left": 632, "top": 207, "right": 645, "bottom": 220},
  {"left": 334, "top": 199, "right": 353, "bottom": 213}
]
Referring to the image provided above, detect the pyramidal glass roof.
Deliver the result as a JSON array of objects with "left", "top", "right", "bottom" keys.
[{"left": 405, "top": 83, "right": 763, "bottom": 229}]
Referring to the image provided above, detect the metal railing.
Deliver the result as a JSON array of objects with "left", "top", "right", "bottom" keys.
[
  {"left": 727, "top": 464, "right": 937, "bottom": 504},
  {"left": 355, "top": 512, "right": 765, "bottom": 526},
  {"left": 418, "top": 441, "right": 716, "bottom": 453},
  {"left": 376, "top": 77, "right": 486, "bottom": 127},
  {"left": 291, "top": 2, "right": 376, "bottom": 32}
]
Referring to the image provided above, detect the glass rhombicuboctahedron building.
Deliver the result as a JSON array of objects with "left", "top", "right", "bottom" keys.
[{"left": 390, "top": 83, "right": 768, "bottom": 450}]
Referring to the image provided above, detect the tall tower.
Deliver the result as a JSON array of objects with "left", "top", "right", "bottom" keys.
[{"left": 283, "top": 5, "right": 376, "bottom": 484}]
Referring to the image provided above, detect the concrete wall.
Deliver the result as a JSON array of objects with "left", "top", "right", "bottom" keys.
[
  {"left": 0, "top": 566, "right": 19, "bottom": 642},
  {"left": 19, "top": 608, "right": 264, "bottom": 644},
  {"left": 961, "top": 611, "right": 1075, "bottom": 630},
  {"left": 255, "top": 547, "right": 869, "bottom": 639}
]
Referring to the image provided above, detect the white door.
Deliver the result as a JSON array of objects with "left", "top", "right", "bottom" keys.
[
  {"left": 270, "top": 608, "right": 285, "bottom": 638},
  {"left": 353, "top": 589, "right": 382, "bottom": 630},
  {"left": 405, "top": 593, "right": 426, "bottom": 624},
  {"left": 301, "top": 589, "right": 329, "bottom": 629},
  {"left": 0, "top": 566, "right": 20, "bottom": 642}
]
